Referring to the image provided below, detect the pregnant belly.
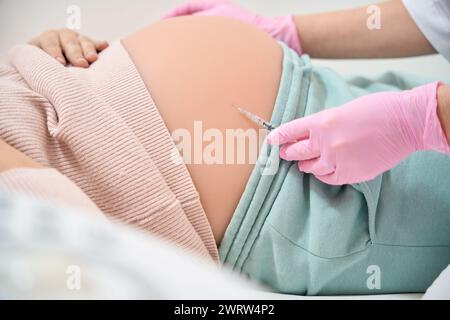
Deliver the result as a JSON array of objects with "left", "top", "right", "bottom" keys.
[{"left": 122, "top": 16, "right": 283, "bottom": 244}]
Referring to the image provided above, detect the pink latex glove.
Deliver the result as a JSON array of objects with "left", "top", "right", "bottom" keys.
[
  {"left": 267, "top": 82, "right": 450, "bottom": 185},
  {"left": 163, "top": 0, "right": 302, "bottom": 55}
]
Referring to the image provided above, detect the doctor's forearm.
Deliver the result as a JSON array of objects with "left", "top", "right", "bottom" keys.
[
  {"left": 438, "top": 85, "right": 450, "bottom": 145},
  {"left": 293, "top": 0, "right": 436, "bottom": 59}
]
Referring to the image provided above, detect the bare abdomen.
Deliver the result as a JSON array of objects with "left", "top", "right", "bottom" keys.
[{"left": 122, "top": 16, "right": 283, "bottom": 244}]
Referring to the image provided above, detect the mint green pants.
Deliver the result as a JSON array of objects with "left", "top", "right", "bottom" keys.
[{"left": 219, "top": 43, "right": 450, "bottom": 295}]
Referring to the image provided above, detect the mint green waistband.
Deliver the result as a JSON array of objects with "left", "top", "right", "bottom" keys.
[{"left": 219, "top": 43, "right": 311, "bottom": 267}]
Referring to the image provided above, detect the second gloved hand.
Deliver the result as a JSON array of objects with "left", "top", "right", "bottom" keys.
[
  {"left": 267, "top": 82, "right": 450, "bottom": 185},
  {"left": 163, "top": 0, "right": 302, "bottom": 55}
]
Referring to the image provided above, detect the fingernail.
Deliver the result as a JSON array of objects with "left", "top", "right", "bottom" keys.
[
  {"left": 98, "top": 41, "right": 109, "bottom": 48},
  {"left": 77, "top": 58, "right": 88, "bottom": 66},
  {"left": 56, "top": 57, "right": 65, "bottom": 64},
  {"left": 86, "top": 52, "right": 97, "bottom": 60}
]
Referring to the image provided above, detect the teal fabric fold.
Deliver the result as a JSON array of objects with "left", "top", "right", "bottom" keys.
[{"left": 219, "top": 43, "right": 450, "bottom": 295}]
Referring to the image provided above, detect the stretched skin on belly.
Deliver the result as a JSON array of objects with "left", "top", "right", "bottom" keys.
[{"left": 122, "top": 16, "right": 283, "bottom": 244}]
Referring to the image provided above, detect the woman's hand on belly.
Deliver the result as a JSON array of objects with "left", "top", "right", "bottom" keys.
[{"left": 122, "top": 16, "right": 283, "bottom": 244}]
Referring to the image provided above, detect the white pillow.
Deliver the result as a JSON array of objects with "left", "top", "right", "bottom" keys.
[{"left": 423, "top": 264, "right": 450, "bottom": 300}]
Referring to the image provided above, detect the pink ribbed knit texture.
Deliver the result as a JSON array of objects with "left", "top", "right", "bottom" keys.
[
  {"left": 0, "top": 168, "right": 103, "bottom": 214},
  {"left": 0, "top": 42, "right": 219, "bottom": 261}
]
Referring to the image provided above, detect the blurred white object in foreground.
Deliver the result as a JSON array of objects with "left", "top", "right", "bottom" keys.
[{"left": 0, "top": 192, "right": 265, "bottom": 299}]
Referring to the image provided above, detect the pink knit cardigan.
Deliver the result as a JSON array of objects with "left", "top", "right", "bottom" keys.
[{"left": 0, "top": 42, "right": 218, "bottom": 261}]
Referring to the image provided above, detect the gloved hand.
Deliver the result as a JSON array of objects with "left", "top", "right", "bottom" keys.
[
  {"left": 267, "top": 82, "right": 450, "bottom": 185},
  {"left": 163, "top": 0, "right": 302, "bottom": 54}
]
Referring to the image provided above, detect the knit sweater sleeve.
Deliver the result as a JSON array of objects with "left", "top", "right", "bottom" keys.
[
  {"left": 0, "top": 43, "right": 218, "bottom": 259},
  {"left": 0, "top": 168, "right": 103, "bottom": 215}
]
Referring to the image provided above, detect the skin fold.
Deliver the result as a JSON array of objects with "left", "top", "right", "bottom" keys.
[{"left": 0, "top": 140, "right": 43, "bottom": 172}]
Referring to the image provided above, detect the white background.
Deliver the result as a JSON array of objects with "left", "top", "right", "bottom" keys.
[{"left": 1, "top": 0, "right": 449, "bottom": 81}]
